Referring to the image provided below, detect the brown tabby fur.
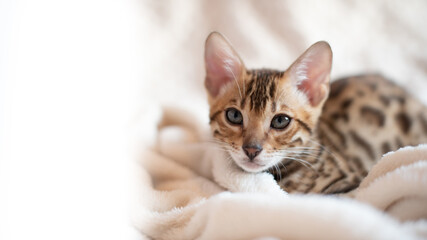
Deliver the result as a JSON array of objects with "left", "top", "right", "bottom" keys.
[{"left": 208, "top": 69, "right": 427, "bottom": 194}]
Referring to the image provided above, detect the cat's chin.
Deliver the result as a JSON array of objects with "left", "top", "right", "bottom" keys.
[{"left": 237, "top": 160, "right": 267, "bottom": 173}]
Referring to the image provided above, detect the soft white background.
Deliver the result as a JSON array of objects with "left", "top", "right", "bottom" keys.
[
  {"left": 1, "top": 0, "right": 427, "bottom": 239},
  {"left": 1, "top": 0, "right": 142, "bottom": 239}
]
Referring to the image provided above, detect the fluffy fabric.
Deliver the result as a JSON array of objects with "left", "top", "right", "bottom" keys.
[
  {"left": 355, "top": 146, "right": 427, "bottom": 221},
  {"left": 132, "top": 1, "right": 427, "bottom": 239},
  {"left": 133, "top": 106, "right": 427, "bottom": 240}
]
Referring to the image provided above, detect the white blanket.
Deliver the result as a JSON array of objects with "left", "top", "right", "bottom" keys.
[
  {"left": 133, "top": 106, "right": 427, "bottom": 240},
  {"left": 132, "top": 1, "right": 427, "bottom": 239}
]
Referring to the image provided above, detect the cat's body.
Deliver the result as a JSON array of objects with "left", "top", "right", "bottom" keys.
[
  {"left": 271, "top": 74, "right": 427, "bottom": 193},
  {"left": 203, "top": 32, "right": 427, "bottom": 195}
]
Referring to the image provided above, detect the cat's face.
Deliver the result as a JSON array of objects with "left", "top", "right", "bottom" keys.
[{"left": 204, "top": 32, "right": 332, "bottom": 173}]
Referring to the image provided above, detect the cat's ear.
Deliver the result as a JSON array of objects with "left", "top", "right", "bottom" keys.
[
  {"left": 288, "top": 41, "right": 332, "bottom": 107},
  {"left": 204, "top": 32, "right": 244, "bottom": 97}
]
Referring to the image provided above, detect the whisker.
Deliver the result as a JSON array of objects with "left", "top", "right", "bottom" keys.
[
  {"left": 307, "top": 139, "right": 331, "bottom": 153},
  {"left": 273, "top": 149, "right": 320, "bottom": 154},
  {"left": 307, "top": 138, "right": 341, "bottom": 162},
  {"left": 282, "top": 156, "right": 314, "bottom": 170},
  {"left": 276, "top": 154, "right": 318, "bottom": 159},
  {"left": 273, "top": 159, "right": 287, "bottom": 178},
  {"left": 274, "top": 163, "right": 282, "bottom": 182},
  {"left": 278, "top": 161, "right": 287, "bottom": 177},
  {"left": 284, "top": 146, "right": 321, "bottom": 151},
  {"left": 268, "top": 150, "right": 320, "bottom": 159}
]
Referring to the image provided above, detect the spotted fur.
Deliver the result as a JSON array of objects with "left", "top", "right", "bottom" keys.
[
  {"left": 273, "top": 75, "right": 427, "bottom": 193},
  {"left": 204, "top": 32, "right": 427, "bottom": 194}
]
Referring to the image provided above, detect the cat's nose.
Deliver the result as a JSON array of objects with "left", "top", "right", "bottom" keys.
[{"left": 242, "top": 144, "right": 263, "bottom": 160}]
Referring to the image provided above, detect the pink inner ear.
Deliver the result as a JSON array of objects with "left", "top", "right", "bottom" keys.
[
  {"left": 291, "top": 41, "right": 332, "bottom": 106},
  {"left": 205, "top": 53, "right": 239, "bottom": 97},
  {"left": 204, "top": 33, "right": 243, "bottom": 97},
  {"left": 297, "top": 70, "right": 329, "bottom": 106}
]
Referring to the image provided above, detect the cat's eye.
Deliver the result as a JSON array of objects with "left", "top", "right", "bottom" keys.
[
  {"left": 271, "top": 114, "right": 291, "bottom": 129},
  {"left": 225, "top": 108, "right": 243, "bottom": 125}
]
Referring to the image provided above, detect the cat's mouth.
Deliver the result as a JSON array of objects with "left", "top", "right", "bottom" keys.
[{"left": 226, "top": 150, "right": 270, "bottom": 173}]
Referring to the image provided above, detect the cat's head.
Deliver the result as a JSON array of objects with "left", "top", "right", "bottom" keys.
[{"left": 204, "top": 32, "right": 332, "bottom": 173}]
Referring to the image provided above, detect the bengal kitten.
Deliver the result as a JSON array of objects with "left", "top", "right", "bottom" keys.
[{"left": 204, "top": 32, "right": 427, "bottom": 194}]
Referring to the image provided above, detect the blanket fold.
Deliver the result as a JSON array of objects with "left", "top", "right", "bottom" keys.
[{"left": 134, "top": 106, "right": 427, "bottom": 240}]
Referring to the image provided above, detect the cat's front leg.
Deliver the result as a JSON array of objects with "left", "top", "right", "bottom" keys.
[{"left": 211, "top": 153, "right": 288, "bottom": 197}]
